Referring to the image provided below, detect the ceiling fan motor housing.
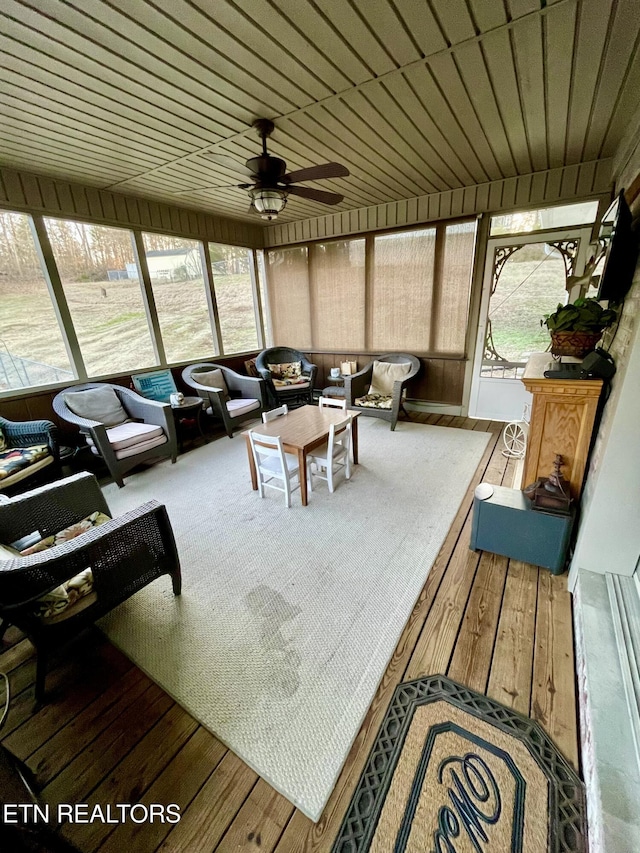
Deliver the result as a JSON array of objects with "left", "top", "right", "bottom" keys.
[{"left": 246, "top": 155, "right": 287, "bottom": 180}]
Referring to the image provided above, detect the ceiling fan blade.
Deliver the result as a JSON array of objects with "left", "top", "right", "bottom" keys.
[
  {"left": 286, "top": 185, "right": 344, "bottom": 205},
  {"left": 281, "top": 163, "right": 349, "bottom": 184}
]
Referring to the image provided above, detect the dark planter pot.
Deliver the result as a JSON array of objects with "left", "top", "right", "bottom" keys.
[{"left": 549, "top": 330, "right": 603, "bottom": 358}]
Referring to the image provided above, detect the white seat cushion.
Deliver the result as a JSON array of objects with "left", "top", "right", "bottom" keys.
[
  {"left": 90, "top": 433, "right": 167, "bottom": 460},
  {"left": 86, "top": 421, "right": 164, "bottom": 451},
  {"left": 226, "top": 398, "right": 261, "bottom": 418}
]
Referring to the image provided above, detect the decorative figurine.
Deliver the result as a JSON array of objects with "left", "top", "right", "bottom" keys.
[{"left": 524, "top": 454, "right": 573, "bottom": 515}]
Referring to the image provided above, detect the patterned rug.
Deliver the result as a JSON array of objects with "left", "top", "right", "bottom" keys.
[
  {"left": 333, "top": 675, "right": 586, "bottom": 852},
  {"left": 100, "top": 420, "right": 490, "bottom": 821}
]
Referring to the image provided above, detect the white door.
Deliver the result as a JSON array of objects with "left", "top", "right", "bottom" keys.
[{"left": 469, "top": 227, "right": 593, "bottom": 421}]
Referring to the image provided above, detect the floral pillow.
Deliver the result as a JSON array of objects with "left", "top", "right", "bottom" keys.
[
  {"left": 268, "top": 361, "right": 306, "bottom": 386},
  {"left": 34, "top": 568, "right": 95, "bottom": 620},
  {"left": 17, "top": 510, "right": 111, "bottom": 620},
  {"left": 20, "top": 510, "right": 111, "bottom": 556}
]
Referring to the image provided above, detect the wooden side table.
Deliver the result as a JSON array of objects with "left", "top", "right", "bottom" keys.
[
  {"left": 171, "top": 396, "right": 207, "bottom": 451},
  {"left": 520, "top": 353, "right": 604, "bottom": 500},
  {"left": 322, "top": 374, "right": 347, "bottom": 399}
]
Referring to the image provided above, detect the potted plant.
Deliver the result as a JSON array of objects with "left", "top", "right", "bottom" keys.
[{"left": 541, "top": 297, "right": 617, "bottom": 357}]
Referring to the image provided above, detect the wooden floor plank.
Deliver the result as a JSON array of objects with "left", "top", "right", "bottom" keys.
[
  {"left": 0, "top": 417, "right": 580, "bottom": 853},
  {"left": 448, "top": 415, "right": 467, "bottom": 428},
  {"left": 487, "top": 560, "right": 539, "bottom": 715},
  {"left": 0, "top": 637, "right": 33, "bottom": 672},
  {"left": 28, "top": 666, "right": 153, "bottom": 787},
  {"left": 97, "top": 727, "right": 227, "bottom": 853},
  {"left": 42, "top": 684, "right": 172, "bottom": 806},
  {"left": 447, "top": 550, "right": 509, "bottom": 693},
  {"left": 405, "top": 516, "right": 480, "bottom": 680},
  {"left": 531, "top": 571, "right": 579, "bottom": 769},
  {"left": 61, "top": 703, "right": 198, "bottom": 851},
  {"left": 214, "top": 778, "right": 295, "bottom": 852},
  {"left": 3, "top": 643, "right": 133, "bottom": 763},
  {"left": 436, "top": 414, "right": 455, "bottom": 427},
  {"left": 158, "top": 753, "right": 258, "bottom": 853}
]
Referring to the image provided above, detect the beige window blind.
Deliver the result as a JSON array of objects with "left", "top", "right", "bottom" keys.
[
  {"left": 264, "top": 217, "right": 477, "bottom": 356},
  {"left": 265, "top": 246, "right": 312, "bottom": 348},
  {"left": 370, "top": 228, "right": 436, "bottom": 351},
  {"left": 310, "top": 239, "right": 366, "bottom": 350},
  {"left": 432, "top": 222, "right": 477, "bottom": 356}
]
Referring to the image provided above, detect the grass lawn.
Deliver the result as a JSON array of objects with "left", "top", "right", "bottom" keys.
[
  {"left": 487, "top": 256, "right": 568, "bottom": 362},
  {"left": 0, "top": 275, "right": 259, "bottom": 390}
]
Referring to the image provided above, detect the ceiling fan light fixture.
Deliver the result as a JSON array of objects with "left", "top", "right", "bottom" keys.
[{"left": 250, "top": 187, "right": 287, "bottom": 220}]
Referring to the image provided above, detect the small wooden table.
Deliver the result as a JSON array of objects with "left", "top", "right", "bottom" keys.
[
  {"left": 171, "top": 396, "right": 207, "bottom": 451},
  {"left": 242, "top": 405, "right": 360, "bottom": 506}
]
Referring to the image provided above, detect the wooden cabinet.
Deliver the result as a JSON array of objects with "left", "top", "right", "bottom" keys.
[{"left": 520, "top": 353, "right": 604, "bottom": 500}]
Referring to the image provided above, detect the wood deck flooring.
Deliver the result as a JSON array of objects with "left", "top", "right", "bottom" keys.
[{"left": 0, "top": 414, "right": 579, "bottom": 852}]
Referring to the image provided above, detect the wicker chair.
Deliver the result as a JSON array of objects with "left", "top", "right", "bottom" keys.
[
  {"left": 181, "top": 362, "right": 266, "bottom": 438},
  {"left": 0, "top": 472, "right": 181, "bottom": 704},
  {"left": 344, "top": 354, "right": 421, "bottom": 430},
  {"left": 0, "top": 416, "right": 59, "bottom": 494},
  {"left": 256, "top": 347, "right": 317, "bottom": 408},
  {"left": 53, "top": 383, "right": 177, "bottom": 487}
]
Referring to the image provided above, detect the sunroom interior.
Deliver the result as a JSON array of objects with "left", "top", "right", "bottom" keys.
[{"left": 1, "top": 1, "right": 640, "bottom": 851}]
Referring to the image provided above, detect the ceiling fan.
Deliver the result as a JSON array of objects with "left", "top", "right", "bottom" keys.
[{"left": 177, "top": 119, "right": 350, "bottom": 220}]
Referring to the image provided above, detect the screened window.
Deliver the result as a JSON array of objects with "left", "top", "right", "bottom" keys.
[
  {"left": 142, "top": 233, "right": 216, "bottom": 362},
  {"left": 0, "top": 211, "right": 74, "bottom": 391},
  {"left": 209, "top": 243, "right": 259, "bottom": 354},
  {"left": 45, "top": 218, "right": 155, "bottom": 376}
]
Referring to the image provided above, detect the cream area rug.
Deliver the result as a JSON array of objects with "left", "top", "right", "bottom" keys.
[{"left": 100, "top": 418, "right": 490, "bottom": 821}]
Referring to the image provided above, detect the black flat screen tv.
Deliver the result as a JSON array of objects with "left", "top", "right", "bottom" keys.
[{"left": 596, "top": 190, "right": 638, "bottom": 305}]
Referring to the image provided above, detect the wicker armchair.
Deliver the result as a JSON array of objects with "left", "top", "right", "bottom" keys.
[
  {"left": 344, "top": 354, "right": 421, "bottom": 430},
  {"left": 0, "top": 472, "right": 181, "bottom": 703},
  {"left": 182, "top": 362, "right": 266, "bottom": 438},
  {"left": 256, "top": 347, "right": 317, "bottom": 408},
  {"left": 53, "top": 383, "right": 177, "bottom": 487},
  {"left": 0, "top": 416, "right": 59, "bottom": 493}
]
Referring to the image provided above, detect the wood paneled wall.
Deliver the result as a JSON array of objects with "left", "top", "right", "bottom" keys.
[
  {"left": 264, "top": 160, "right": 612, "bottom": 247},
  {"left": 0, "top": 167, "right": 263, "bottom": 249},
  {"left": 309, "top": 351, "right": 465, "bottom": 406}
]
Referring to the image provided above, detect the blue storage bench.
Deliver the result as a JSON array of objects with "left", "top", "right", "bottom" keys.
[{"left": 470, "top": 484, "right": 575, "bottom": 574}]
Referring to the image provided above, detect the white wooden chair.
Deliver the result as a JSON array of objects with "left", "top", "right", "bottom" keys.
[
  {"left": 318, "top": 396, "right": 347, "bottom": 412},
  {"left": 262, "top": 404, "right": 289, "bottom": 423},
  {"left": 248, "top": 431, "right": 301, "bottom": 508},
  {"left": 308, "top": 416, "right": 352, "bottom": 494}
]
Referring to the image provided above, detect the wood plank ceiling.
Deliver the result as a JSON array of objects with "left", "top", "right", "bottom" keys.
[{"left": 0, "top": 0, "right": 639, "bottom": 225}]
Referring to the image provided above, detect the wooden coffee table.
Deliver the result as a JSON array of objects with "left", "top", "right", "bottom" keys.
[{"left": 242, "top": 405, "right": 360, "bottom": 506}]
